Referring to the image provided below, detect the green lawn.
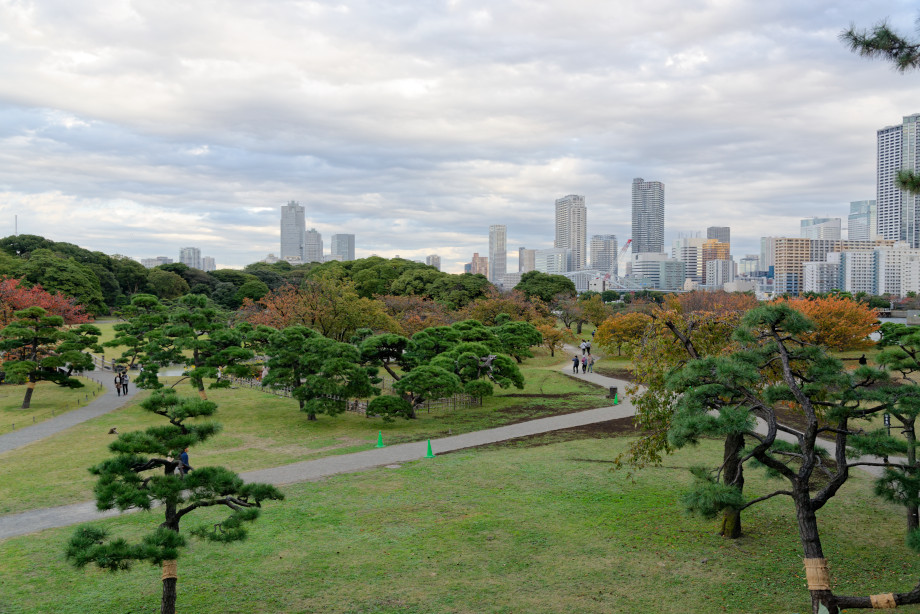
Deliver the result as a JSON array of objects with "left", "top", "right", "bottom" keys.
[
  {"left": 0, "top": 351, "right": 612, "bottom": 515},
  {"left": 1, "top": 437, "right": 917, "bottom": 613},
  {"left": 0, "top": 378, "right": 106, "bottom": 434}
]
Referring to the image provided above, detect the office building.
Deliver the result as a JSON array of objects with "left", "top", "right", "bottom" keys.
[
  {"left": 518, "top": 248, "right": 536, "bottom": 273},
  {"left": 554, "top": 195, "right": 587, "bottom": 270},
  {"left": 489, "top": 224, "right": 507, "bottom": 283},
  {"left": 738, "top": 254, "right": 760, "bottom": 276},
  {"left": 701, "top": 239, "right": 730, "bottom": 284},
  {"left": 426, "top": 255, "right": 441, "bottom": 271},
  {"left": 140, "top": 256, "right": 173, "bottom": 268},
  {"left": 500, "top": 272, "right": 522, "bottom": 289},
  {"left": 330, "top": 234, "right": 355, "bottom": 261},
  {"left": 280, "top": 201, "right": 305, "bottom": 262},
  {"left": 672, "top": 236, "right": 706, "bottom": 282},
  {"left": 201, "top": 256, "right": 216, "bottom": 272},
  {"left": 179, "top": 247, "right": 201, "bottom": 270},
  {"left": 705, "top": 259, "right": 735, "bottom": 287},
  {"left": 760, "top": 237, "right": 778, "bottom": 274},
  {"left": 773, "top": 238, "right": 894, "bottom": 295},
  {"left": 589, "top": 234, "right": 618, "bottom": 274},
  {"left": 470, "top": 253, "right": 489, "bottom": 277},
  {"left": 878, "top": 113, "right": 920, "bottom": 247},
  {"left": 706, "top": 226, "right": 730, "bottom": 246},
  {"left": 303, "top": 228, "right": 323, "bottom": 263},
  {"left": 535, "top": 248, "right": 571, "bottom": 275},
  {"left": 848, "top": 200, "right": 877, "bottom": 241},
  {"left": 628, "top": 252, "right": 684, "bottom": 291},
  {"left": 801, "top": 217, "right": 842, "bottom": 240},
  {"left": 631, "top": 178, "right": 665, "bottom": 254},
  {"left": 803, "top": 261, "right": 841, "bottom": 294}
]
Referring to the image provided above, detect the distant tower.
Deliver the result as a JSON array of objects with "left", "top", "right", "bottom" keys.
[
  {"left": 489, "top": 224, "right": 507, "bottom": 283},
  {"left": 706, "top": 226, "right": 730, "bottom": 246},
  {"left": 179, "top": 247, "right": 201, "bottom": 270},
  {"left": 878, "top": 114, "right": 920, "bottom": 247},
  {"left": 848, "top": 200, "right": 877, "bottom": 241},
  {"left": 330, "top": 234, "right": 355, "bottom": 261},
  {"left": 554, "top": 195, "right": 587, "bottom": 270},
  {"left": 518, "top": 247, "right": 536, "bottom": 273},
  {"left": 280, "top": 201, "right": 305, "bottom": 261},
  {"left": 589, "top": 235, "right": 618, "bottom": 274},
  {"left": 303, "top": 228, "right": 323, "bottom": 263},
  {"left": 631, "top": 178, "right": 664, "bottom": 254},
  {"left": 201, "top": 256, "right": 216, "bottom": 272},
  {"left": 426, "top": 254, "right": 441, "bottom": 271}
]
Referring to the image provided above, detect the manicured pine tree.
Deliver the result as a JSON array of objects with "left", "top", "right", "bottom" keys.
[{"left": 65, "top": 388, "right": 283, "bottom": 614}]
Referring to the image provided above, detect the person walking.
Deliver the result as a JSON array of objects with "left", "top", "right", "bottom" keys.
[
  {"left": 581, "top": 355, "right": 587, "bottom": 373},
  {"left": 585, "top": 340, "right": 592, "bottom": 355},
  {"left": 580, "top": 340, "right": 587, "bottom": 356},
  {"left": 587, "top": 354, "right": 595, "bottom": 373},
  {"left": 120, "top": 371, "right": 129, "bottom": 396},
  {"left": 572, "top": 354, "right": 580, "bottom": 373},
  {"left": 179, "top": 447, "right": 193, "bottom": 478},
  {"left": 114, "top": 372, "right": 122, "bottom": 397}
]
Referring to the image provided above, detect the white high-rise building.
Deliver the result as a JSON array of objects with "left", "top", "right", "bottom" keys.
[
  {"left": 672, "top": 236, "right": 707, "bottom": 282},
  {"left": 848, "top": 200, "right": 877, "bottom": 241},
  {"left": 878, "top": 114, "right": 920, "bottom": 247},
  {"left": 330, "top": 234, "right": 355, "bottom": 261},
  {"left": 489, "top": 224, "right": 507, "bottom": 283},
  {"left": 179, "top": 247, "right": 201, "bottom": 270},
  {"left": 535, "top": 248, "right": 571, "bottom": 275},
  {"left": 554, "top": 195, "right": 587, "bottom": 270},
  {"left": 589, "top": 234, "right": 618, "bottom": 274},
  {"left": 518, "top": 248, "right": 536, "bottom": 273},
  {"left": 280, "top": 201, "right": 306, "bottom": 262},
  {"left": 201, "top": 256, "right": 216, "bottom": 272},
  {"left": 801, "top": 217, "right": 842, "bottom": 240},
  {"left": 303, "top": 228, "right": 323, "bottom": 263},
  {"left": 803, "top": 261, "right": 841, "bottom": 294},
  {"left": 632, "top": 178, "right": 665, "bottom": 254},
  {"left": 425, "top": 255, "right": 441, "bottom": 271}
]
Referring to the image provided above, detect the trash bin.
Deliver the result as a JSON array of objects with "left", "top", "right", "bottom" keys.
[{"left": 608, "top": 386, "right": 618, "bottom": 399}]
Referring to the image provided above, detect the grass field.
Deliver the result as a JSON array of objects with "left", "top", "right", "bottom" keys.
[
  {"left": 0, "top": 351, "right": 611, "bottom": 515},
  {"left": 1, "top": 436, "right": 918, "bottom": 614},
  {"left": 0, "top": 378, "right": 106, "bottom": 434}
]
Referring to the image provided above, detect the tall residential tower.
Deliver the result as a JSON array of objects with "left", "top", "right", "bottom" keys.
[
  {"left": 554, "top": 195, "right": 587, "bottom": 270},
  {"left": 489, "top": 224, "right": 507, "bottom": 283},
  {"left": 878, "top": 113, "right": 920, "bottom": 247},
  {"left": 280, "top": 201, "right": 305, "bottom": 261},
  {"left": 631, "top": 178, "right": 664, "bottom": 254}
]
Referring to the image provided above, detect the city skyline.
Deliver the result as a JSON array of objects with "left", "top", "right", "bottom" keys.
[{"left": 1, "top": 3, "right": 919, "bottom": 272}]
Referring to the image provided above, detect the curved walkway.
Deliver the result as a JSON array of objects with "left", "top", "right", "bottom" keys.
[
  {"left": 0, "top": 364, "right": 635, "bottom": 540},
  {"left": 0, "top": 371, "right": 140, "bottom": 454}
]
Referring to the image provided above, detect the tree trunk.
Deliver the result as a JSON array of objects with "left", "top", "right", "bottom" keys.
[
  {"left": 721, "top": 432, "right": 745, "bottom": 539},
  {"left": 906, "top": 422, "right": 919, "bottom": 533},
  {"left": 576, "top": 320, "right": 583, "bottom": 334},
  {"left": 307, "top": 412, "right": 317, "bottom": 421},
  {"left": 21, "top": 380, "right": 36, "bottom": 409},
  {"left": 794, "top": 493, "right": 836, "bottom": 614},
  {"left": 161, "top": 562, "right": 178, "bottom": 614}
]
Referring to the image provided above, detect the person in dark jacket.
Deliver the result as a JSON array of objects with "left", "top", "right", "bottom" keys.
[{"left": 179, "top": 447, "right": 193, "bottom": 477}]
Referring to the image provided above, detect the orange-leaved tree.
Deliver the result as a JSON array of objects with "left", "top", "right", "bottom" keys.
[
  {"left": 594, "top": 311, "right": 652, "bottom": 357},
  {"left": 536, "top": 324, "right": 565, "bottom": 357},
  {"left": 775, "top": 295, "right": 878, "bottom": 350}
]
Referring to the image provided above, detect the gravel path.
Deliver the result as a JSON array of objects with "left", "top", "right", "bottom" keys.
[
  {"left": 0, "top": 371, "right": 140, "bottom": 454},
  {"left": 0, "top": 360, "right": 634, "bottom": 541}
]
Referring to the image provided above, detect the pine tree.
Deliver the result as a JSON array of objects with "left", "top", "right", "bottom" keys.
[{"left": 65, "top": 388, "right": 283, "bottom": 614}]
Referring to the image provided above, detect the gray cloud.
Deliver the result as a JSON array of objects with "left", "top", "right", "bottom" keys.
[{"left": 0, "top": 1, "right": 919, "bottom": 269}]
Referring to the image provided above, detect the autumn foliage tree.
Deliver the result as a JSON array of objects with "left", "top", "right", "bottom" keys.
[
  {"left": 0, "top": 276, "right": 90, "bottom": 327},
  {"left": 536, "top": 324, "right": 565, "bottom": 357},
  {"left": 775, "top": 295, "right": 879, "bottom": 350},
  {"left": 594, "top": 312, "right": 651, "bottom": 357}
]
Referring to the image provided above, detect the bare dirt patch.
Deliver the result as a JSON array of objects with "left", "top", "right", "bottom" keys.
[{"left": 459, "top": 416, "right": 639, "bottom": 453}]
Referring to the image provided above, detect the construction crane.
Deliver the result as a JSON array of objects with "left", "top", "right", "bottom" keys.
[{"left": 602, "top": 239, "right": 632, "bottom": 282}]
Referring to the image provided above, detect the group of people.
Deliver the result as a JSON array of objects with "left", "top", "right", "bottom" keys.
[
  {"left": 113, "top": 371, "right": 129, "bottom": 397},
  {"left": 572, "top": 338, "right": 594, "bottom": 373}
]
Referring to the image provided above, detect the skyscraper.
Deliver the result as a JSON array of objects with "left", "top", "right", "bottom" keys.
[
  {"left": 280, "top": 201, "right": 305, "bottom": 261},
  {"left": 518, "top": 247, "right": 536, "bottom": 273},
  {"left": 179, "top": 247, "right": 201, "bottom": 270},
  {"left": 632, "top": 178, "right": 664, "bottom": 254},
  {"left": 201, "top": 256, "right": 216, "bottom": 272},
  {"left": 800, "top": 217, "right": 842, "bottom": 240},
  {"left": 303, "top": 228, "right": 323, "bottom": 263},
  {"left": 554, "top": 195, "right": 587, "bottom": 270},
  {"left": 706, "top": 226, "right": 730, "bottom": 246},
  {"left": 330, "top": 234, "right": 355, "bottom": 261},
  {"left": 426, "top": 255, "right": 441, "bottom": 271},
  {"left": 878, "top": 114, "right": 920, "bottom": 247},
  {"left": 848, "top": 200, "right": 877, "bottom": 241},
  {"left": 589, "top": 234, "right": 618, "bottom": 274},
  {"left": 489, "top": 224, "right": 507, "bottom": 283}
]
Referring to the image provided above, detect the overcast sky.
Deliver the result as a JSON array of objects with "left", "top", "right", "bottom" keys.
[{"left": 2, "top": 0, "right": 920, "bottom": 273}]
